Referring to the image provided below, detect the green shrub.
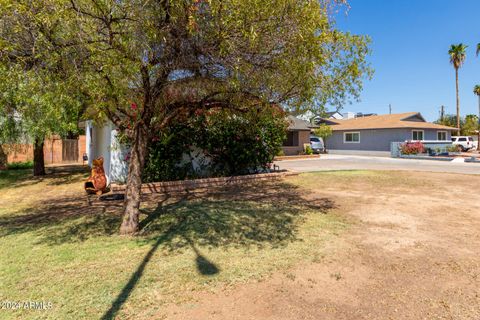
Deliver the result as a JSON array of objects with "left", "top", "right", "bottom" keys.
[
  {"left": 143, "top": 104, "right": 287, "bottom": 181},
  {"left": 446, "top": 145, "right": 460, "bottom": 152},
  {"left": 194, "top": 106, "right": 287, "bottom": 176},
  {"left": 142, "top": 124, "right": 195, "bottom": 182},
  {"left": 305, "top": 145, "right": 313, "bottom": 155},
  {"left": 7, "top": 161, "right": 33, "bottom": 170}
]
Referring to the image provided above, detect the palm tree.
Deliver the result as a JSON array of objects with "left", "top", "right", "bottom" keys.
[
  {"left": 474, "top": 85, "right": 480, "bottom": 150},
  {"left": 449, "top": 44, "right": 468, "bottom": 134}
]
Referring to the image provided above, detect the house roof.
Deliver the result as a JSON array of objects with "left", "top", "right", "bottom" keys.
[
  {"left": 324, "top": 111, "right": 342, "bottom": 118},
  {"left": 325, "top": 112, "right": 457, "bottom": 131},
  {"left": 286, "top": 115, "right": 312, "bottom": 131}
]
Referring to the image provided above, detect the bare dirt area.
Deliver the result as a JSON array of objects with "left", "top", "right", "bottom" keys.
[{"left": 164, "top": 171, "right": 480, "bottom": 320}]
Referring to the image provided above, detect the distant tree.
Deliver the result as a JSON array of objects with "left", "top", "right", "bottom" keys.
[
  {"left": 462, "top": 114, "right": 479, "bottom": 136},
  {"left": 435, "top": 113, "right": 478, "bottom": 136},
  {"left": 0, "top": 105, "right": 19, "bottom": 170},
  {"left": 313, "top": 124, "right": 333, "bottom": 151},
  {"left": 435, "top": 114, "right": 461, "bottom": 129},
  {"left": 448, "top": 44, "right": 468, "bottom": 134},
  {"left": 0, "top": 1, "right": 84, "bottom": 176},
  {"left": 474, "top": 85, "right": 480, "bottom": 143}
]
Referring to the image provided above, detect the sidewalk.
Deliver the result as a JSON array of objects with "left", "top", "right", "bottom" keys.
[{"left": 275, "top": 154, "right": 480, "bottom": 175}]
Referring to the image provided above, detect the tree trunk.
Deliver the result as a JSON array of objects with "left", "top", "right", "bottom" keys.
[
  {"left": 455, "top": 68, "right": 460, "bottom": 135},
  {"left": 33, "top": 138, "right": 46, "bottom": 176},
  {"left": 478, "top": 96, "right": 480, "bottom": 153},
  {"left": 0, "top": 145, "right": 7, "bottom": 170},
  {"left": 119, "top": 123, "right": 149, "bottom": 235}
]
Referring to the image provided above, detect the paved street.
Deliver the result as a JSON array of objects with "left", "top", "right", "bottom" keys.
[{"left": 275, "top": 154, "right": 480, "bottom": 175}]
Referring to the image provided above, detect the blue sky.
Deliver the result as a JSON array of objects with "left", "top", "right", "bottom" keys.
[{"left": 334, "top": 0, "right": 480, "bottom": 121}]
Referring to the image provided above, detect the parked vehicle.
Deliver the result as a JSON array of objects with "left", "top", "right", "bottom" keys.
[
  {"left": 309, "top": 135, "right": 324, "bottom": 153},
  {"left": 451, "top": 136, "right": 474, "bottom": 151}
]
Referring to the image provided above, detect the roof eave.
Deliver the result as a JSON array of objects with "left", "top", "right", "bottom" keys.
[{"left": 331, "top": 126, "right": 458, "bottom": 131}]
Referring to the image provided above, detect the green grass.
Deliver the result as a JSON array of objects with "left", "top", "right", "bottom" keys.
[
  {"left": 6, "top": 161, "right": 33, "bottom": 170},
  {"left": 0, "top": 169, "right": 32, "bottom": 189},
  {"left": 0, "top": 167, "right": 347, "bottom": 319}
]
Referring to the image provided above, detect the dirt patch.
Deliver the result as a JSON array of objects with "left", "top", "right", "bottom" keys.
[{"left": 163, "top": 171, "right": 480, "bottom": 319}]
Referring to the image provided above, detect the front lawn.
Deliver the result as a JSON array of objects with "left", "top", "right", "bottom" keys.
[{"left": 0, "top": 167, "right": 346, "bottom": 319}]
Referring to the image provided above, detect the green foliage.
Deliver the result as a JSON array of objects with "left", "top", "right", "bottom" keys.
[
  {"left": 142, "top": 124, "right": 195, "bottom": 183},
  {"left": 143, "top": 105, "right": 287, "bottom": 181},
  {"left": 435, "top": 114, "right": 479, "bottom": 136},
  {"left": 462, "top": 114, "right": 479, "bottom": 136},
  {"left": 474, "top": 84, "right": 480, "bottom": 96},
  {"left": 446, "top": 145, "right": 460, "bottom": 153},
  {"left": 6, "top": 161, "right": 33, "bottom": 170},
  {"left": 1, "top": 0, "right": 372, "bottom": 132},
  {"left": 314, "top": 124, "right": 333, "bottom": 140},
  {"left": 0, "top": 1, "right": 85, "bottom": 144},
  {"left": 449, "top": 44, "right": 468, "bottom": 69},
  {"left": 196, "top": 106, "right": 287, "bottom": 175},
  {"left": 435, "top": 114, "right": 458, "bottom": 128},
  {"left": 305, "top": 145, "right": 313, "bottom": 155}
]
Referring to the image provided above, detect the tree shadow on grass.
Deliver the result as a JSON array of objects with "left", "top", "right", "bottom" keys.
[
  {"left": 0, "top": 193, "right": 123, "bottom": 242},
  {"left": 0, "top": 179, "right": 336, "bottom": 319},
  {"left": 0, "top": 165, "right": 89, "bottom": 190},
  {"left": 101, "top": 181, "right": 335, "bottom": 319}
]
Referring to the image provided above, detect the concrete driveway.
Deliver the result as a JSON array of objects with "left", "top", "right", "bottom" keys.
[{"left": 275, "top": 154, "right": 480, "bottom": 175}]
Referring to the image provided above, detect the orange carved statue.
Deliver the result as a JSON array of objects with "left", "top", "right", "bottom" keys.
[{"left": 84, "top": 157, "right": 107, "bottom": 195}]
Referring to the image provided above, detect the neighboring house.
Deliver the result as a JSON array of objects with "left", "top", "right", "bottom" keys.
[
  {"left": 325, "top": 111, "right": 344, "bottom": 120},
  {"left": 318, "top": 112, "right": 456, "bottom": 152},
  {"left": 310, "top": 111, "right": 344, "bottom": 124},
  {"left": 282, "top": 115, "right": 314, "bottom": 155},
  {"left": 297, "top": 110, "right": 344, "bottom": 124}
]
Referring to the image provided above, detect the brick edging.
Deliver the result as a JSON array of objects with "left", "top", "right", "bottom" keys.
[
  {"left": 110, "top": 171, "right": 298, "bottom": 194},
  {"left": 274, "top": 154, "right": 320, "bottom": 161}
]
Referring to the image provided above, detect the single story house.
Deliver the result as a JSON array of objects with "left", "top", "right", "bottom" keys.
[
  {"left": 318, "top": 112, "right": 457, "bottom": 152},
  {"left": 281, "top": 115, "right": 314, "bottom": 156},
  {"left": 86, "top": 115, "right": 313, "bottom": 183}
]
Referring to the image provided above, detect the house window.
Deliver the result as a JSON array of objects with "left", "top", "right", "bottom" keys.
[
  {"left": 437, "top": 131, "right": 447, "bottom": 141},
  {"left": 344, "top": 132, "right": 360, "bottom": 143},
  {"left": 412, "top": 130, "right": 424, "bottom": 141},
  {"left": 283, "top": 131, "right": 299, "bottom": 146}
]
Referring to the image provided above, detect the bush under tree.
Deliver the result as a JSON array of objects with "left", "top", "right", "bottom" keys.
[{"left": 143, "top": 104, "right": 287, "bottom": 181}]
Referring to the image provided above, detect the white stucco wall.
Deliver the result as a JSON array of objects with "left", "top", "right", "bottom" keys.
[
  {"left": 109, "top": 129, "right": 130, "bottom": 184},
  {"left": 86, "top": 121, "right": 114, "bottom": 185},
  {"left": 85, "top": 121, "right": 92, "bottom": 166}
]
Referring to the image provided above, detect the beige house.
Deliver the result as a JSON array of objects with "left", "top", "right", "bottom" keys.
[{"left": 281, "top": 116, "right": 313, "bottom": 156}]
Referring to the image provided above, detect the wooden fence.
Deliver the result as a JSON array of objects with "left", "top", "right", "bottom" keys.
[{"left": 5, "top": 135, "right": 86, "bottom": 164}]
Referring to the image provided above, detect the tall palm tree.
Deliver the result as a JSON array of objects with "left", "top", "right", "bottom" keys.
[
  {"left": 449, "top": 44, "right": 468, "bottom": 134},
  {"left": 474, "top": 85, "right": 480, "bottom": 149}
]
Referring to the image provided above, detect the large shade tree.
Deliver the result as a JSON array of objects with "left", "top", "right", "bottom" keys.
[
  {"left": 3, "top": 0, "right": 372, "bottom": 234},
  {"left": 448, "top": 43, "right": 467, "bottom": 134}
]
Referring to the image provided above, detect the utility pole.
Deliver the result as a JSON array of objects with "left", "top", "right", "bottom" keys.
[
  {"left": 389, "top": 104, "right": 392, "bottom": 114},
  {"left": 440, "top": 105, "right": 445, "bottom": 122}
]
